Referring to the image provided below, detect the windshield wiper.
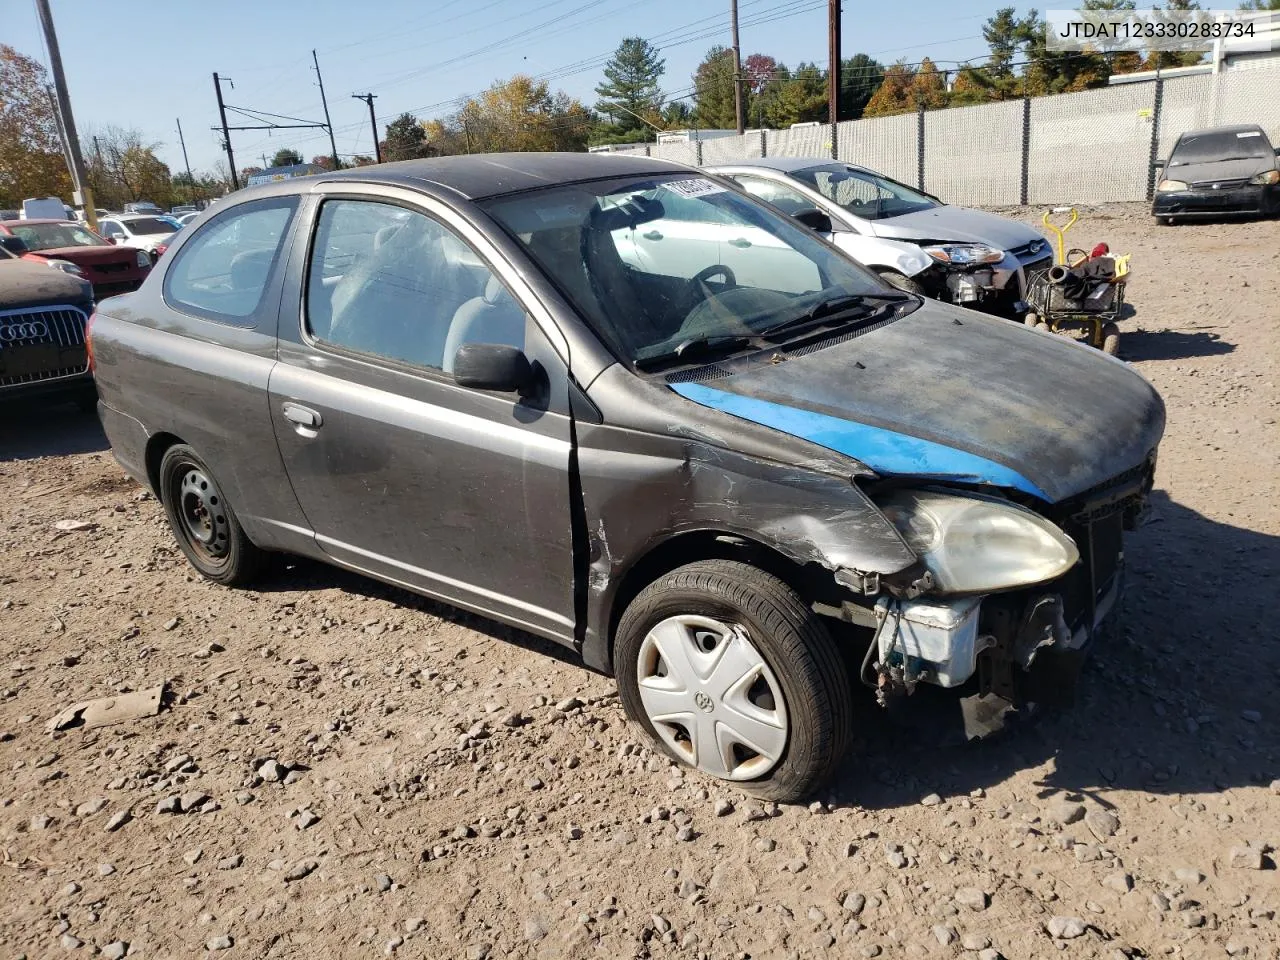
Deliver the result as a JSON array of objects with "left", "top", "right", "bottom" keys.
[
  {"left": 635, "top": 334, "right": 758, "bottom": 371},
  {"left": 756, "top": 292, "right": 910, "bottom": 340}
]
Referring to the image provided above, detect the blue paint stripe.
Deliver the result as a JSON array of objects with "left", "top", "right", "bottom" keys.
[{"left": 672, "top": 382, "right": 1051, "bottom": 501}]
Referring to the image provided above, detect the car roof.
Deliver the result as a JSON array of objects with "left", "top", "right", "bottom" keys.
[
  {"left": 1177, "top": 124, "right": 1267, "bottom": 140},
  {"left": 250, "top": 152, "right": 687, "bottom": 201},
  {"left": 704, "top": 156, "right": 867, "bottom": 175}
]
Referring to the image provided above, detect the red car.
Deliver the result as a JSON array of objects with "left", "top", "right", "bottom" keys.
[{"left": 0, "top": 219, "right": 151, "bottom": 300}]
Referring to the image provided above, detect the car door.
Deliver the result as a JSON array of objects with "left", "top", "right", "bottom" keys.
[{"left": 268, "top": 189, "right": 577, "bottom": 643}]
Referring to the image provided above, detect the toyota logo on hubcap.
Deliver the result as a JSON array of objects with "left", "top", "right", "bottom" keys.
[
  {"left": 693, "top": 691, "right": 714, "bottom": 713},
  {"left": 0, "top": 321, "right": 49, "bottom": 342}
]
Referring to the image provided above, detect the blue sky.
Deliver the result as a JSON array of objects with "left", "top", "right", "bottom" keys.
[{"left": 7, "top": 0, "right": 1016, "bottom": 175}]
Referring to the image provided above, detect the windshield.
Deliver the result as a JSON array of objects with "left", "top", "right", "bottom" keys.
[
  {"left": 790, "top": 164, "right": 938, "bottom": 220},
  {"left": 124, "top": 217, "right": 177, "bottom": 236},
  {"left": 9, "top": 222, "right": 107, "bottom": 251},
  {"left": 483, "top": 174, "right": 890, "bottom": 367},
  {"left": 1170, "top": 129, "right": 1273, "bottom": 165}
]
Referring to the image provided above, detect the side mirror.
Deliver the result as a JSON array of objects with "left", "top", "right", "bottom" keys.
[
  {"left": 452, "top": 343, "right": 533, "bottom": 394},
  {"left": 1152, "top": 159, "right": 1166, "bottom": 170},
  {"left": 0, "top": 235, "right": 28, "bottom": 255},
  {"left": 792, "top": 207, "right": 833, "bottom": 234}
]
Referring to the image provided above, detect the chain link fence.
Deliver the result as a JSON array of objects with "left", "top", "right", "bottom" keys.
[{"left": 609, "top": 60, "right": 1280, "bottom": 206}]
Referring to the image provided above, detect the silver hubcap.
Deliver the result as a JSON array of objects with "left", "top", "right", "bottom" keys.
[{"left": 636, "top": 615, "right": 788, "bottom": 781}]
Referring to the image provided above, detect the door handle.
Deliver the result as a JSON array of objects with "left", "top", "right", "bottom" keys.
[
  {"left": 728, "top": 237, "right": 752, "bottom": 248},
  {"left": 281, "top": 402, "right": 322, "bottom": 429},
  {"left": 642, "top": 230, "right": 663, "bottom": 240}
]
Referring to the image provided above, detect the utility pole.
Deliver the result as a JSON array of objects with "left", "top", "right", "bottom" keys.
[
  {"left": 352, "top": 94, "right": 381, "bottom": 164},
  {"left": 730, "top": 0, "right": 745, "bottom": 135},
  {"left": 213, "top": 73, "right": 239, "bottom": 191},
  {"left": 313, "top": 50, "right": 341, "bottom": 171},
  {"left": 33, "top": 0, "right": 98, "bottom": 230},
  {"left": 45, "top": 87, "right": 75, "bottom": 181},
  {"left": 828, "top": 0, "right": 841, "bottom": 131},
  {"left": 176, "top": 118, "right": 196, "bottom": 205}
]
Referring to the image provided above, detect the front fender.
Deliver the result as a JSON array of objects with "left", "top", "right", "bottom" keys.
[
  {"left": 575, "top": 426, "right": 917, "bottom": 673},
  {"left": 831, "top": 232, "right": 934, "bottom": 278}
]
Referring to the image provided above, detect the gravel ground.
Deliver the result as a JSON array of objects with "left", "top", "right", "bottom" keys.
[{"left": 1, "top": 203, "right": 1277, "bottom": 959}]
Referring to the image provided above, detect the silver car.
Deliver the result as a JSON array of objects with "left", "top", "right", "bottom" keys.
[
  {"left": 89, "top": 153, "right": 1163, "bottom": 801},
  {"left": 707, "top": 157, "right": 1052, "bottom": 313}
]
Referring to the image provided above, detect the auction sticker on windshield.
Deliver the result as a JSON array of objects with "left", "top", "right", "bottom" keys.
[{"left": 664, "top": 179, "right": 725, "bottom": 198}]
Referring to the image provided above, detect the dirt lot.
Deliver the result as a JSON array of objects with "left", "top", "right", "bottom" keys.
[{"left": 1, "top": 204, "right": 1277, "bottom": 960}]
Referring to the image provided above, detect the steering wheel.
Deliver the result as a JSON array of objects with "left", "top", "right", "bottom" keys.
[{"left": 688, "top": 264, "right": 737, "bottom": 297}]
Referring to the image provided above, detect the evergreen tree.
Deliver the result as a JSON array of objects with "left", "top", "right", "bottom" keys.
[
  {"left": 692, "top": 46, "right": 743, "bottom": 129},
  {"left": 840, "top": 54, "right": 885, "bottom": 120},
  {"left": 270, "top": 148, "right": 303, "bottom": 168},
  {"left": 594, "top": 37, "right": 665, "bottom": 139},
  {"left": 761, "top": 63, "right": 827, "bottom": 127}
]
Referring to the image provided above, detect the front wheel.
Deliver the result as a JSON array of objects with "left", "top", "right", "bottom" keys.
[
  {"left": 875, "top": 270, "right": 927, "bottom": 297},
  {"left": 615, "top": 560, "right": 854, "bottom": 802},
  {"left": 158, "top": 444, "right": 266, "bottom": 586}
]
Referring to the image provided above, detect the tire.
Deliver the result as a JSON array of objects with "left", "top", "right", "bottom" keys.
[
  {"left": 875, "top": 270, "right": 927, "bottom": 297},
  {"left": 73, "top": 388, "right": 99, "bottom": 415},
  {"left": 158, "top": 444, "right": 265, "bottom": 586},
  {"left": 1157, "top": 216, "right": 1177, "bottom": 227},
  {"left": 1101, "top": 323, "right": 1120, "bottom": 356},
  {"left": 615, "top": 559, "right": 854, "bottom": 802}
]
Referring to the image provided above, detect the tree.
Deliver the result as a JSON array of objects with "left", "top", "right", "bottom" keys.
[
  {"left": 0, "top": 45, "right": 72, "bottom": 208},
  {"left": 661, "top": 100, "right": 692, "bottom": 128},
  {"left": 840, "top": 53, "right": 885, "bottom": 120},
  {"left": 743, "top": 53, "right": 779, "bottom": 95},
  {"left": 1239, "top": 0, "right": 1279, "bottom": 8},
  {"left": 310, "top": 154, "right": 337, "bottom": 171},
  {"left": 87, "top": 126, "right": 175, "bottom": 208},
  {"left": 594, "top": 37, "right": 665, "bottom": 139},
  {"left": 1142, "top": 0, "right": 1208, "bottom": 69},
  {"left": 692, "top": 46, "right": 743, "bottom": 129},
  {"left": 270, "top": 148, "right": 303, "bottom": 168},
  {"left": 983, "top": 7, "right": 1027, "bottom": 81},
  {"left": 910, "top": 58, "right": 949, "bottom": 110},
  {"left": 426, "top": 76, "right": 591, "bottom": 156},
  {"left": 760, "top": 63, "right": 827, "bottom": 128},
  {"left": 382, "top": 112, "right": 433, "bottom": 161},
  {"left": 862, "top": 62, "right": 917, "bottom": 117}
]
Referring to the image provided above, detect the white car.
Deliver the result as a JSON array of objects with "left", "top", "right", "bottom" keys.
[
  {"left": 708, "top": 158, "right": 1051, "bottom": 315},
  {"left": 96, "top": 215, "right": 180, "bottom": 260}
]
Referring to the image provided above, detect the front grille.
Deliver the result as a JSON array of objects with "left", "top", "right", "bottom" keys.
[
  {"left": 1010, "top": 241, "right": 1050, "bottom": 261},
  {"left": 0, "top": 304, "right": 89, "bottom": 387},
  {"left": 1191, "top": 177, "right": 1249, "bottom": 189},
  {"left": 91, "top": 261, "right": 131, "bottom": 275}
]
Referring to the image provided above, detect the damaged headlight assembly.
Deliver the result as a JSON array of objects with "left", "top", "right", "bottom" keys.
[
  {"left": 921, "top": 243, "right": 1004, "bottom": 267},
  {"left": 874, "top": 489, "right": 1079, "bottom": 595}
]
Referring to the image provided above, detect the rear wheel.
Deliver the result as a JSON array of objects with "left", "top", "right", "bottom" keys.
[
  {"left": 1158, "top": 216, "right": 1177, "bottom": 226},
  {"left": 615, "top": 560, "right": 854, "bottom": 802},
  {"left": 158, "top": 444, "right": 265, "bottom": 586},
  {"left": 875, "top": 270, "right": 927, "bottom": 297}
]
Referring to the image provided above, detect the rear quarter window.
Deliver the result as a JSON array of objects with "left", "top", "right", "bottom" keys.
[{"left": 163, "top": 198, "right": 299, "bottom": 327}]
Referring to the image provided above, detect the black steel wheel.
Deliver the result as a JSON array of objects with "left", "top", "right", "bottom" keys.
[{"left": 158, "top": 444, "right": 265, "bottom": 586}]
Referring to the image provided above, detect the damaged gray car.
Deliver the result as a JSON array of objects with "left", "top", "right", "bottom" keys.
[{"left": 89, "top": 154, "right": 1164, "bottom": 801}]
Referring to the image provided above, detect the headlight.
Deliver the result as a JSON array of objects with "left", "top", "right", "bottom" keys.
[
  {"left": 1157, "top": 179, "right": 1188, "bottom": 192},
  {"left": 47, "top": 259, "right": 84, "bottom": 276},
  {"left": 1249, "top": 169, "right": 1280, "bottom": 186},
  {"left": 874, "top": 489, "right": 1079, "bottom": 594},
  {"left": 135, "top": 249, "right": 151, "bottom": 269},
  {"left": 921, "top": 243, "right": 1004, "bottom": 266}
]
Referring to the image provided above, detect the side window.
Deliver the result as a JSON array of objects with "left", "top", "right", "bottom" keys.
[
  {"left": 164, "top": 198, "right": 298, "bottom": 324},
  {"left": 100, "top": 221, "right": 122, "bottom": 238},
  {"left": 305, "top": 199, "right": 525, "bottom": 374},
  {"left": 810, "top": 171, "right": 881, "bottom": 208},
  {"left": 734, "top": 176, "right": 813, "bottom": 216}
]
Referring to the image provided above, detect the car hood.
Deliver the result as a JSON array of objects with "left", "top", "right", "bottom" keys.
[
  {"left": 869, "top": 205, "right": 1043, "bottom": 249},
  {"left": 669, "top": 302, "right": 1164, "bottom": 504},
  {"left": 0, "top": 260, "right": 93, "bottom": 309},
  {"left": 1165, "top": 156, "right": 1273, "bottom": 184},
  {"left": 29, "top": 245, "right": 138, "bottom": 266}
]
